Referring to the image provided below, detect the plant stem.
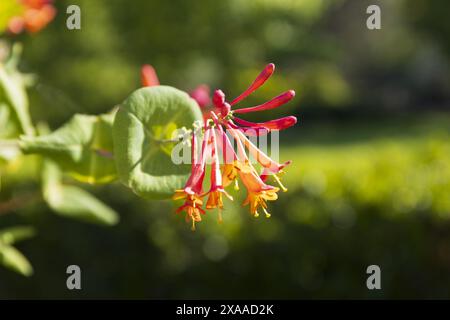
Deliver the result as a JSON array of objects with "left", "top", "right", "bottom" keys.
[{"left": 0, "top": 192, "right": 41, "bottom": 216}]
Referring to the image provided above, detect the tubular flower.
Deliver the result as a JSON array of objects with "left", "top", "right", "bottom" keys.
[
  {"left": 6, "top": 0, "right": 56, "bottom": 35},
  {"left": 159, "top": 63, "right": 297, "bottom": 229},
  {"left": 239, "top": 170, "right": 279, "bottom": 218},
  {"left": 172, "top": 128, "right": 210, "bottom": 230},
  {"left": 205, "top": 127, "right": 233, "bottom": 207}
]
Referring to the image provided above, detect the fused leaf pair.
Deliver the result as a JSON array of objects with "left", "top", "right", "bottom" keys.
[
  {"left": 19, "top": 86, "right": 204, "bottom": 199},
  {"left": 20, "top": 112, "right": 117, "bottom": 184}
]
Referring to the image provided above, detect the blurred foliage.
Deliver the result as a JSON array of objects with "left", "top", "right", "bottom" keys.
[
  {"left": 13, "top": 0, "right": 449, "bottom": 126},
  {"left": 0, "top": 226, "right": 35, "bottom": 276},
  {"left": 0, "top": 0, "right": 450, "bottom": 298},
  {"left": 1, "top": 115, "right": 449, "bottom": 298}
]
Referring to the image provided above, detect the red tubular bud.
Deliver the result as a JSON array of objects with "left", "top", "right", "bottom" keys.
[
  {"left": 212, "top": 89, "right": 226, "bottom": 108},
  {"left": 230, "top": 63, "right": 275, "bottom": 106},
  {"left": 141, "top": 64, "right": 160, "bottom": 87},
  {"left": 233, "top": 90, "right": 295, "bottom": 114},
  {"left": 190, "top": 85, "right": 211, "bottom": 108},
  {"left": 256, "top": 116, "right": 297, "bottom": 130}
]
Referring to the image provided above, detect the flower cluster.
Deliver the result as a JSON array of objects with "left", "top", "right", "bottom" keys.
[
  {"left": 141, "top": 63, "right": 297, "bottom": 230},
  {"left": 6, "top": 0, "right": 56, "bottom": 35}
]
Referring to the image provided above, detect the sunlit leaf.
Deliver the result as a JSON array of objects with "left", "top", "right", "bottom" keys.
[
  {"left": 42, "top": 159, "right": 119, "bottom": 225},
  {"left": 0, "top": 45, "right": 35, "bottom": 137},
  {"left": 113, "top": 86, "right": 202, "bottom": 199},
  {"left": 0, "top": 244, "right": 33, "bottom": 277},
  {"left": 20, "top": 112, "right": 117, "bottom": 184}
]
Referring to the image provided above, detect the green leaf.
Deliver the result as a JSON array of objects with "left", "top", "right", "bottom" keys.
[
  {"left": 0, "top": 226, "right": 36, "bottom": 245},
  {"left": 0, "top": 244, "right": 33, "bottom": 277},
  {"left": 20, "top": 111, "right": 117, "bottom": 184},
  {"left": 42, "top": 159, "right": 119, "bottom": 226},
  {"left": 0, "top": 102, "right": 21, "bottom": 139},
  {"left": 0, "top": 45, "right": 35, "bottom": 138},
  {"left": 113, "top": 86, "right": 202, "bottom": 199}
]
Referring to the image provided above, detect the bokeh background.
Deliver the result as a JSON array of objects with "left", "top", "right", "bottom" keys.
[{"left": 1, "top": 0, "right": 450, "bottom": 298}]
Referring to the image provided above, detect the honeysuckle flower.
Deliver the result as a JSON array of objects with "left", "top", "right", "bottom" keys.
[
  {"left": 218, "top": 130, "right": 240, "bottom": 189},
  {"left": 172, "top": 129, "right": 210, "bottom": 230},
  {"left": 204, "top": 128, "right": 233, "bottom": 222},
  {"left": 6, "top": 0, "right": 56, "bottom": 34},
  {"left": 167, "top": 62, "right": 297, "bottom": 229},
  {"left": 239, "top": 169, "right": 279, "bottom": 218}
]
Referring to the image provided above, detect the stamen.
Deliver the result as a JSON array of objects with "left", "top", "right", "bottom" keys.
[
  {"left": 273, "top": 174, "right": 288, "bottom": 192},
  {"left": 263, "top": 207, "right": 271, "bottom": 218},
  {"left": 191, "top": 219, "right": 196, "bottom": 231},
  {"left": 230, "top": 63, "right": 275, "bottom": 106},
  {"left": 254, "top": 210, "right": 260, "bottom": 218},
  {"left": 234, "top": 179, "right": 240, "bottom": 191},
  {"left": 223, "top": 190, "right": 234, "bottom": 201}
]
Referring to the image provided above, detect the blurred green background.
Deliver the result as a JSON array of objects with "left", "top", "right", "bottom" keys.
[{"left": 1, "top": 0, "right": 450, "bottom": 298}]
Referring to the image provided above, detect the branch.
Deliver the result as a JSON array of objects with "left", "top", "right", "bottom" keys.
[{"left": 0, "top": 192, "right": 41, "bottom": 216}]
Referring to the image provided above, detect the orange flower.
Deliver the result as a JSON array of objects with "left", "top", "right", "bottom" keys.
[
  {"left": 168, "top": 63, "right": 297, "bottom": 229},
  {"left": 173, "top": 192, "right": 205, "bottom": 230},
  {"left": 7, "top": 0, "right": 56, "bottom": 34},
  {"left": 239, "top": 169, "right": 279, "bottom": 218},
  {"left": 172, "top": 128, "right": 210, "bottom": 230}
]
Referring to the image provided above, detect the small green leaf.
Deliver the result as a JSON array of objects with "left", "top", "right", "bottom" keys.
[
  {"left": 113, "top": 86, "right": 202, "bottom": 199},
  {"left": 20, "top": 112, "right": 117, "bottom": 184},
  {"left": 0, "top": 244, "right": 33, "bottom": 277},
  {"left": 0, "top": 224, "right": 35, "bottom": 277},
  {"left": 0, "top": 226, "right": 36, "bottom": 245},
  {"left": 42, "top": 160, "right": 119, "bottom": 226},
  {"left": 0, "top": 45, "right": 35, "bottom": 137}
]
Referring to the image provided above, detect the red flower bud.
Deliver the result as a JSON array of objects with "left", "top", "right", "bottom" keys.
[
  {"left": 141, "top": 64, "right": 160, "bottom": 87},
  {"left": 230, "top": 63, "right": 275, "bottom": 106},
  {"left": 234, "top": 90, "right": 295, "bottom": 114}
]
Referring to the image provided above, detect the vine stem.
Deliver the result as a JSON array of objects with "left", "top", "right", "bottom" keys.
[
  {"left": 147, "top": 125, "right": 205, "bottom": 144},
  {"left": 0, "top": 192, "right": 41, "bottom": 216}
]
